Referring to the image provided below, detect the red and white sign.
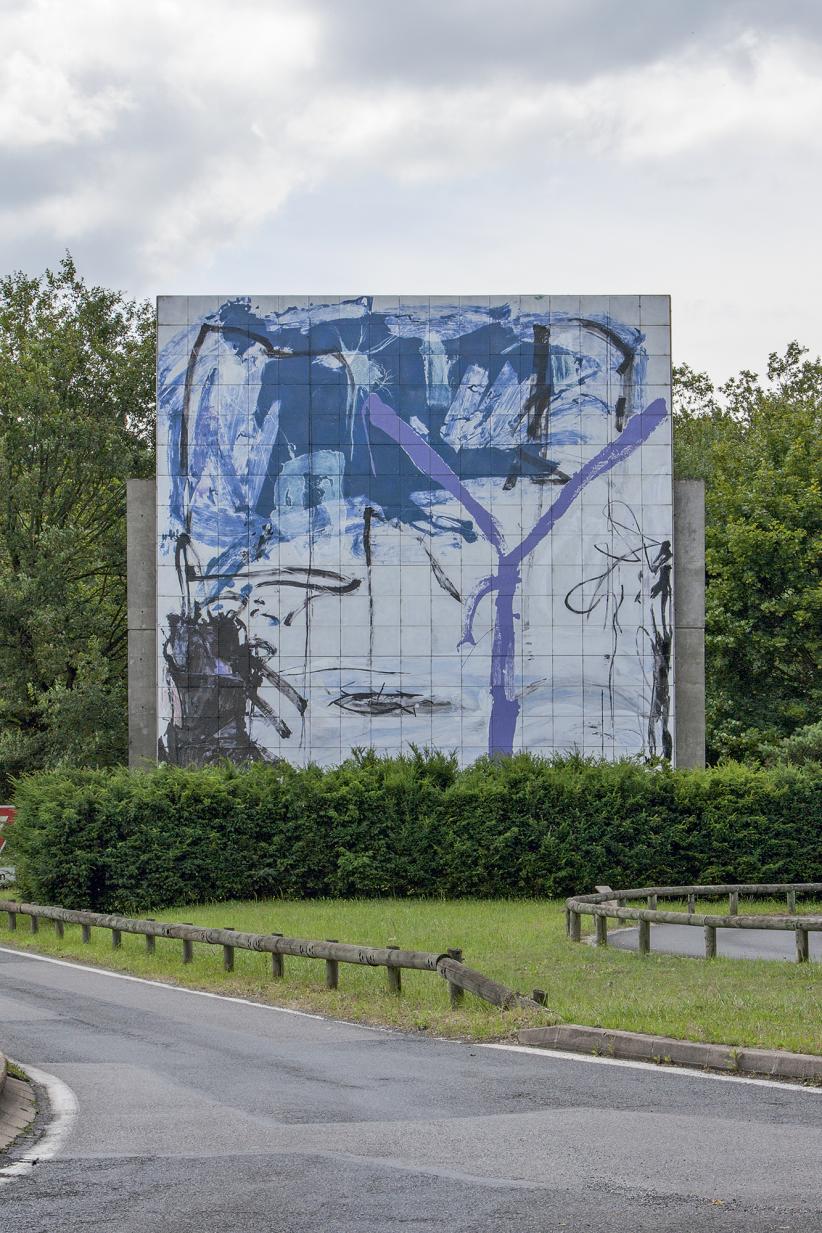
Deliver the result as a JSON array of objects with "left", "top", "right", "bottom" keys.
[{"left": 0, "top": 805, "right": 14, "bottom": 854}]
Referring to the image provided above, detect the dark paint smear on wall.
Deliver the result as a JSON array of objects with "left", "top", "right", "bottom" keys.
[{"left": 160, "top": 611, "right": 308, "bottom": 764}]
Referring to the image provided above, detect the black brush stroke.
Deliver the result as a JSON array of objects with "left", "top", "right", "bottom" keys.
[
  {"left": 646, "top": 539, "right": 673, "bottom": 759},
  {"left": 562, "top": 504, "right": 673, "bottom": 757},
  {"left": 364, "top": 505, "right": 378, "bottom": 658},
  {"left": 524, "top": 324, "right": 553, "bottom": 440},
  {"left": 258, "top": 661, "right": 308, "bottom": 717},
  {"left": 330, "top": 685, "right": 452, "bottom": 717},
  {"left": 418, "top": 539, "right": 461, "bottom": 602}
]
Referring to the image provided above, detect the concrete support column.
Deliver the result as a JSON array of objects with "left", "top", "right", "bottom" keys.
[
  {"left": 127, "top": 478, "right": 157, "bottom": 768},
  {"left": 673, "top": 479, "right": 705, "bottom": 768}
]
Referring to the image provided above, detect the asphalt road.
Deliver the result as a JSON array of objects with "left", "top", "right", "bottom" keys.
[
  {"left": 1, "top": 946, "right": 821, "bottom": 1232},
  {"left": 610, "top": 924, "right": 822, "bottom": 961}
]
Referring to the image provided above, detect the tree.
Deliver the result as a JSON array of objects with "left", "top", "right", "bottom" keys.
[
  {"left": 674, "top": 344, "right": 822, "bottom": 761},
  {"left": 0, "top": 256, "right": 154, "bottom": 782}
]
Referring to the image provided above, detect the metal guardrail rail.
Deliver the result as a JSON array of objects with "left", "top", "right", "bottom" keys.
[
  {"left": 565, "top": 883, "right": 822, "bottom": 962},
  {"left": 0, "top": 899, "right": 548, "bottom": 1013}
]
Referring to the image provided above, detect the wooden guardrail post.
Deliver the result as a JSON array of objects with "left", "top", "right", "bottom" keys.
[
  {"left": 595, "top": 915, "right": 608, "bottom": 947},
  {"left": 223, "top": 927, "right": 235, "bottom": 972},
  {"left": 271, "top": 934, "right": 283, "bottom": 978},
  {"left": 704, "top": 925, "right": 717, "bottom": 958},
  {"left": 145, "top": 919, "right": 156, "bottom": 954},
  {"left": 787, "top": 889, "right": 796, "bottom": 913},
  {"left": 386, "top": 945, "right": 401, "bottom": 995},
  {"left": 568, "top": 910, "right": 581, "bottom": 942},
  {"left": 447, "top": 948, "right": 464, "bottom": 1008},
  {"left": 638, "top": 919, "right": 651, "bottom": 954},
  {"left": 729, "top": 891, "right": 739, "bottom": 916},
  {"left": 111, "top": 928, "right": 122, "bottom": 949},
  {"left": 325, "top": 940, "right": 339, "bottom": 990},
  {"left": 687, "top": 893, "right": 696, "bottom": 914},
  {"left": 182, "top": 924, "right": 194, "bottom": 964},
  {"left": 55, "top": 919, "right": 64, "bottom": 939},
  {"left": 647, "top": 893, "right": 657, "bottom": 910},
  {"left": 81, "top": 924, "right": 91, "bottom": 943},
  {"left": 29, "top": 914, "right": 38, "bottom": 935},
  {"left": 594, "top": 885, "right": 618, "bottom": 915},
  {"left": 7, "top": 910, "right": 15, "bottom": 931},
  {"left": 796, "top": 928, "right": 809, "bottom": 963}
]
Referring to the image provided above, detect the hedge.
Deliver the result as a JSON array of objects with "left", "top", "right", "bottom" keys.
[{"left": 6, "top": 751, "right": 821, "bottom": 913}]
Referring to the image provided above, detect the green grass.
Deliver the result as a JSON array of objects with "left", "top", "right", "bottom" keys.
[{"left": 0, "top": 896, "right": 820, "bottom": 1051}]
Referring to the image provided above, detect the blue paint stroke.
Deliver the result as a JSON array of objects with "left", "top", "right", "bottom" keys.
[{"left": 367, "top": 394, "right": 668, "bottom": 754}]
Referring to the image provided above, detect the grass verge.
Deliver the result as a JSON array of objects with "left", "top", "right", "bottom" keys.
[{"left": 0, "top": 897, "right": 820, "bottom": 1050}]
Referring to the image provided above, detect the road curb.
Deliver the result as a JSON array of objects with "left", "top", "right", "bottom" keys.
[
  {"left": 517, "top": 1024, "right": 822, "bottom": 1081},
  {"left": 0, "top": 1053, "right": 36, "bottom": 1154}
]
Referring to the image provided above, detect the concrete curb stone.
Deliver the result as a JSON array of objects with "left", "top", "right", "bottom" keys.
[
  {"left": 0, "top": 1053, "right": 36, "bottom": 1152},
  {"left": 518, "top": 1024, "right": 822, "bottom": 1081}
]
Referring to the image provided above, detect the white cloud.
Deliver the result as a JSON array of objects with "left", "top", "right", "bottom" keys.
[
  {"left": 0, "top": 1, "right": 820, "bottom": 376},
  {"left": 0, "top": 48, "right": 132, "bottom": 146}
]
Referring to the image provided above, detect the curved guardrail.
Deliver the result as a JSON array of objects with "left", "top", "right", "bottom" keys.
[{"left": 565, "top": 883, "right": 822, "bottom": 962}]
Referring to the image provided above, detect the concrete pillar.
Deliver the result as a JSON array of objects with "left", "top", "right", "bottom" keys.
[
  {"left": 673, "top": 479, "right": 705, "bottom": 768},
  {"left": 127, "top": 478, "right": 157, "bottom": 768}
]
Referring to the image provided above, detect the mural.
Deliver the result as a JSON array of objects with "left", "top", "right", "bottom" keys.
[{"left": 156, "top": 295, "right": 673, "bottom": 767}]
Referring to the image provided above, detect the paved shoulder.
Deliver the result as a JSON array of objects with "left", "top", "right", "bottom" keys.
[
  {"left": 610, "top": 923, "right": 822, "bottom": 961},
  {"left": 1, "top": 946, "right": 821, "bottom": 1233}
]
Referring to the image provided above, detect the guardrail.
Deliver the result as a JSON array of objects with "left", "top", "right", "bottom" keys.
[
  {"left": 566, "top": 884, "right": 822, "bottom": 962},
  {"left": 0, "top": 899, "right": 549, "bottom": 1014}
]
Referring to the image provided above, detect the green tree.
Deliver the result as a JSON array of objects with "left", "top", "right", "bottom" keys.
[
  {"left": 0, "top": 256, "right": 154, "bottom": 783},
  {"left": 674, "top": 344, "right": 822, "bottom": 761}
]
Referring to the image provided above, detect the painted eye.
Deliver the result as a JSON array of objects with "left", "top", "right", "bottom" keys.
[{"left": 330, "top": 689, "right": 452, "bottom": 717}]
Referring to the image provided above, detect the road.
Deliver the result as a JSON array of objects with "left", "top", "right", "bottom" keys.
[
  {"left": 0, "top": 945, "right": 821, "bottom": 1232},
  {"left": 610, "top": 924, "right": 822, "bottom": 961}
]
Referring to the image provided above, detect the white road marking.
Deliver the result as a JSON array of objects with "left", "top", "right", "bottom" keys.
[
  {"left": 0, "top": 944, "right": 326, "bottom": 1020},
  {"left": 1, "top": 944, "right": 820, "bottom": 1096},
  {"left": 0, "top": 1064, "right": 78, "bottom": 1186},
  {"left": 478, "top": 1042, "right": 822, "bottom": 1093}
]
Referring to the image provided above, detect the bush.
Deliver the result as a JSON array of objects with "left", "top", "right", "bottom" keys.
[
  {"left": 6, "top": 752, "right": 821, "bottom": 912},
  {"left": 760, "top": 721, "right": 822, "bottom": 768}
]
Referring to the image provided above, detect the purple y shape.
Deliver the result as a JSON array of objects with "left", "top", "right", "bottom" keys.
[{"left": 366, "top": 393, "right": 668, "bottom": 755}]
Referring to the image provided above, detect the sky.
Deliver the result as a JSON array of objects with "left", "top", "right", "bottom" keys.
[{"left": 2, "top": 0, "right": 821, "bottom": 381}]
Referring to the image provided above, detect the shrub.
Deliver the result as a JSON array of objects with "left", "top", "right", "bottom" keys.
[
  {"left": 760, "top": 721, "right": 822, "bottom": 768},
  {"left": 6, "top": 753, "right": 820, "bottom": 912}
]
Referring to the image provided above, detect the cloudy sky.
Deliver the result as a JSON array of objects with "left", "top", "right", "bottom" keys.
[{"left": 2, "top": 0, "right": 820, "bottom": 379}]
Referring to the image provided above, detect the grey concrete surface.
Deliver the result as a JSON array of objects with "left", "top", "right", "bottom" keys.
[
  {"left": 127, "top": 477, "right": 157, "bottom": 768},
  {"left": 519, "top": 1024, "right": 822, "bottom": 1080},
  {"left": 0, "top": 1074, "right": 36, "bottom": 1151},
  {"left": 0, "top": 947, "right": 821, "bottom": 1231},
  {"left": 673, "top": 478, "right": 706, "bottom": 768},
  {"left": 611, "top": 922, "right": 822, "bottom": 962}
]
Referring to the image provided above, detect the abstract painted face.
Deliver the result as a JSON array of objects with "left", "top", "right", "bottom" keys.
[{"left": 157, "top": 295, "right": 672, "bottom": 767}]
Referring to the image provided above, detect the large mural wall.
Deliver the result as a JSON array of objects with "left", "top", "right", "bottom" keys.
[{"left": 157, "top": 296, "right": 673, "bottom": 767}]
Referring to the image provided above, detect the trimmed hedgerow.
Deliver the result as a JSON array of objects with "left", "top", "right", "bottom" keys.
[{"left": 6, "top": 751, "right": 821, "bottom": 912}]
